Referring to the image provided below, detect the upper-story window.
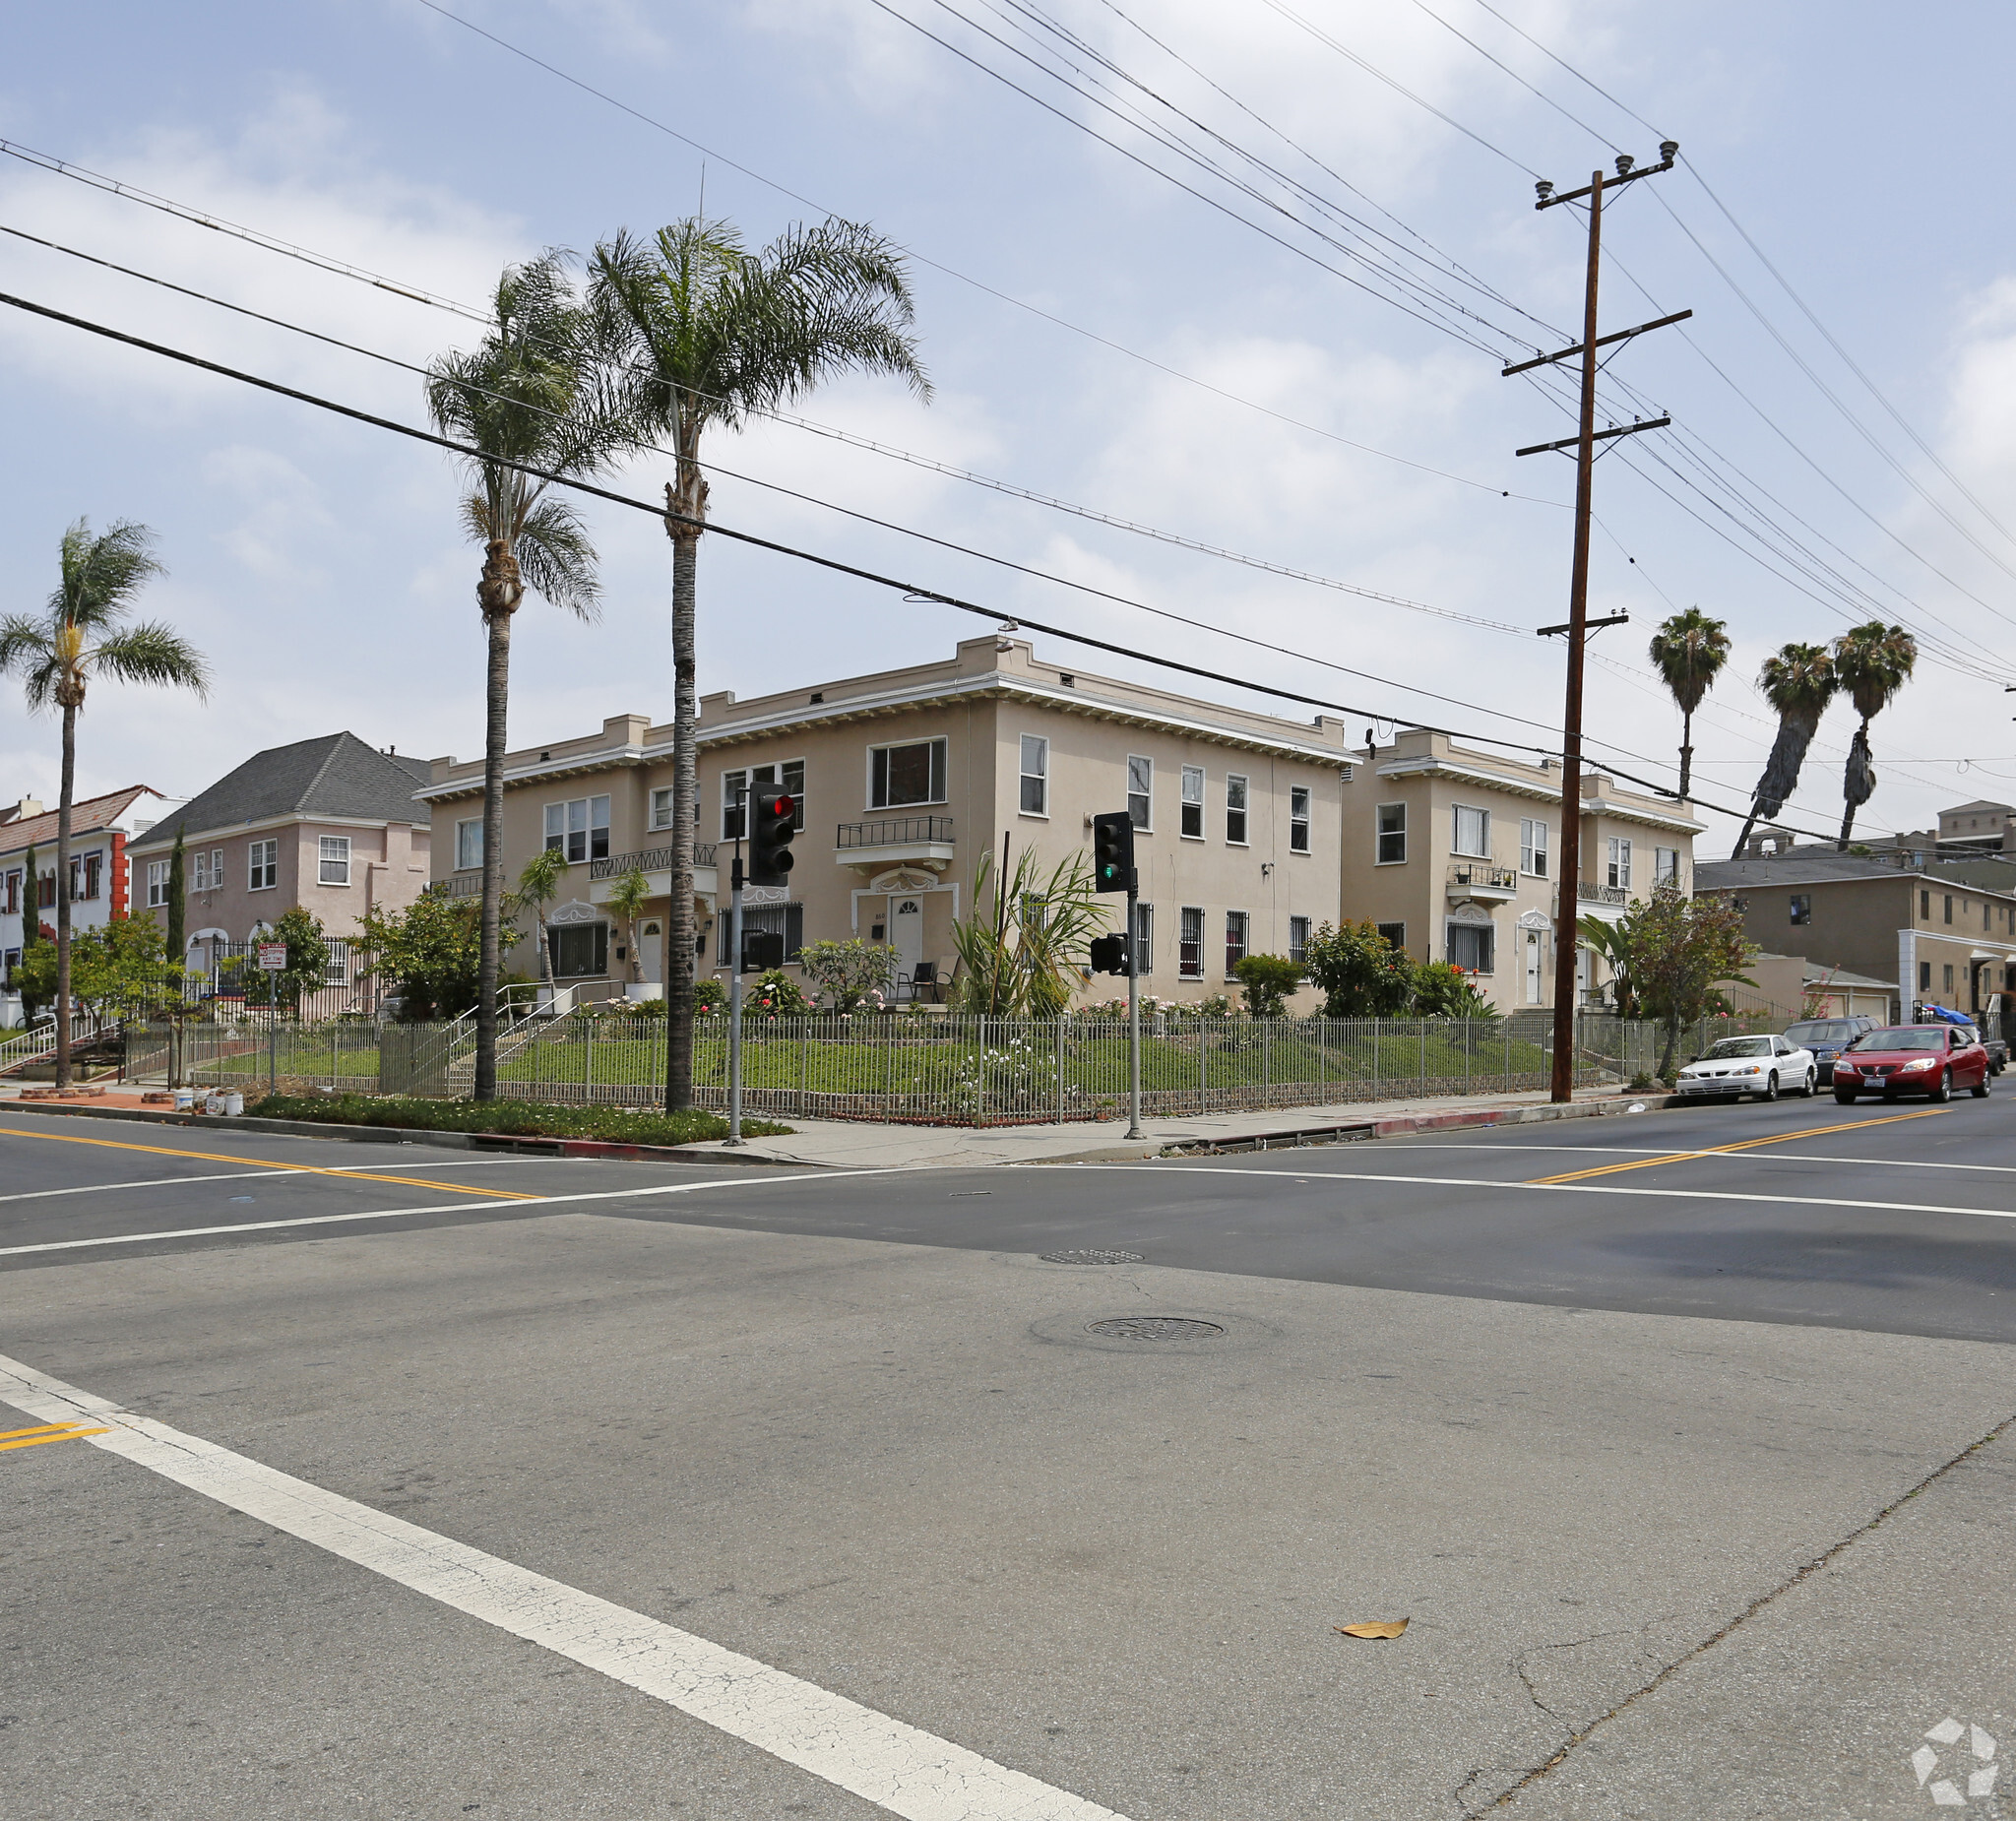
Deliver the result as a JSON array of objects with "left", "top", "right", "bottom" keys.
[
  {"left": 1019, "top": 734, "right": 1048, "bottom": 816},
  {"left": 1656, "top": 847, "right": 1681, "bottom": 888},
  {"left": 1790, "top": 894, "right": 1811, "bottom": 925},
  {"left": 869, "top": 738, "right": 946, "bottom": 810},
  {"left": 1607, "top": 837, "right": 1633, "bottom": 891},
  {"left": 1290, "top": 785, "right": 1311, "bottom": 853},
  {"left": 1520, "top": 818, "right": 1548, "bottom": 878},
  {"left": 1451, "top": 803, "right": 1490, "bottom": 858},
  {"left": 37, "top": 870, "right": 56, "bottom": 910},
  {"left": 456, "top": 818, "right": 483, "bottom": 871},
  {"left": 724, "top": 761, "right": 806, "bottom": 839},
  {"left": 1181, "top": 766, "right": 1205, "bottom": 839},
  {"left": 248, "top": 840, "right": 279, "bottom": 891},
  {"left": 145, "top": 860, "right": 169, "bottom": 909},
  {"left": 193, "top": 848, "right": 223, "bottom": 893},
  {"left": 1376, "top": 802, "right": 1407, "bottom": 864},
  {"left": 1226, "top": 774, "right": 1249, "bottom": 846},
  {"left": 545, "top": 794, "right": 611, "bottom": 863},
  {"left": 319, "top": 836, "right": 351, "bottom": 886},
  {"left": 1127, "top": 755, "right": 1153, "bottom": 830},
  {"left": 650, "top": 787, "right": 675, "bottom": 831},
  {"left": 3, "top": 869, "right": 19, "bottom": 915}
]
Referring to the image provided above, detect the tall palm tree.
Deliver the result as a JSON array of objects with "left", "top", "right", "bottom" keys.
[
  {"left": 1732, "top": 642, "right": 1837, "bottom": 859},
  {"left": 426, "top": 253, "right": 625, "bottom": 1098},
  {"left": 0, "top": 518, "right": 207, "bottom": 1087},
  {"left": 1647, "top": 607, "right": 1730, "bottom": 799},
  {"left": 589, "top": 218, "right": 929, "bottom": 1112},
  {"left": 1831, "top": 621, "right": 1918, "bottom": 849}
]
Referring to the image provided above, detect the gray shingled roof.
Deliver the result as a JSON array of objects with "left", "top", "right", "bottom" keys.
[
  {"left": 128, "top": 733, "right": 429, "bottom": 851},
  {"left": 1697, "top": 844, "right": 2016, "bottom": 899}
]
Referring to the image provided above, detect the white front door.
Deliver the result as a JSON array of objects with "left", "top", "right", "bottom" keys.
[
  {"left": 640, "top": 920, "right": 662, "bottom": 984},
  {"left": 891, "top": 895, "right": 925, "bottom": 983},
  {"left": 1524, "top": 930, "right": 1544, "bottom": 1005}
]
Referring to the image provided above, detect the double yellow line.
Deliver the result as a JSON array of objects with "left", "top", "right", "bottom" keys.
[
  {"left": 1530, "top": 1107, "right": 1949, "bottom": 1185},
  {"left": 1, "top": 1420, "right": 110, "bottom": 1454},
  {"left": 0, "top": 1122, "right": 546, "bottom": 1200}
]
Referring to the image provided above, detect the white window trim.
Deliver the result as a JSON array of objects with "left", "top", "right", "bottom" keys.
[
  {"left": 1451, "top": 802, "right": 1491, "bottom": 860},
  {"left": 1018, "top": 733, "right": 1049, "bottom": 820},
  {"left": 1289, "top": 785, "right": 1311, "bottom": 854},
  {"left": 1126, "top": 754, "right": 1154, "bottom": 833},
  {"left": 1180, "top": 765, "right": 1206, "bottom": 842},
  {"left": 455, "top": 817, "right": 483, "bottom": 872},
  {"left": 1177, "top": 905, "right": 1205, "bottom": 980},
  {"left": 1225, "top": 773, "right": 1250, "bottom": 848},
  {"left": 247, "top": 839, "right": 279, "bottom": 892},
  {"left": 1520, "top": 817, "right": 1549, "bottom": 879},
  {"left": 866, "top": 737, "right": 949, "bottom": 811},
  {"left": 649, "top": 787, "right": 676, "bottom": 832},
  {"left": 1375, "top": 802, "right": 1409, "bottom": 866},
  {"left": 318, "top": 836, "right": 352, "bottom": 888},
  {"left": 545, "top": 793, "right": 612, "bottom": 863}
]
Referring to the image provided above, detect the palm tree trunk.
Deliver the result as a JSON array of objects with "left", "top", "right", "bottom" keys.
[
  {"left": 1677, "top": 707, "right": 1693, "bottom": 800},
  {"left": 1838, "top": 720, "right": 1875, "bottom": 851},
  {"left": 55, "top": 701, "right": 75, "bottom": 1090},
  {"left": 1731, "top": 808, "right": 1760, "bottom": 862},
  {"left": 474, "top": 606, "right": 512, "bottom": 1100},
  {"left": 664, "top": 517, "right": 700, "bottom": 1111}
]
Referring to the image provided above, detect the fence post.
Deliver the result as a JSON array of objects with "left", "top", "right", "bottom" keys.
[
  {"left": 800, "top": 1020, "right": 810, "bottom": 1117},
  {"left": 1056, "top": 1017, "right": 1065, "bottom": 1124},
  {"left": 332, "top": 1022, "right": 341, "bottom": 1097},
  {"left": 1419, "top": 1021, "right": 1427, "bottom": 1098},
  {"left": 585, "top": 1022, "right": 595, "bottom": 1096},
  {"left": 977, "top": 1014, "right": 988, "bottom": 1128},
  {"left": 1262, "top": 1019, "right": 1272, "bottom": 1109}
]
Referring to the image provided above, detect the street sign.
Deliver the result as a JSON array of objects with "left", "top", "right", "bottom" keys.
[{"left": 257, "top": 944, "right": 287, "bottom": 973}]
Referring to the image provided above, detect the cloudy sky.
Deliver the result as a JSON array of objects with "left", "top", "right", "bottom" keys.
[{"left": 5, "top": 0, "right": 2016, "bottom": 856}]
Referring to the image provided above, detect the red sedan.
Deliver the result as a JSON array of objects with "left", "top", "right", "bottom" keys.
[{"left": 1831, "top": 1025, "right": 1992, "bottom": 1104}]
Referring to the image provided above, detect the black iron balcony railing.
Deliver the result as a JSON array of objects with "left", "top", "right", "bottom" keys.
[
  {"left": 836, "top": 816, "right": 955, "bottom": 849},
  {"left": 588, "top": 843, "right": 717, "bottom": 882},
  {"left": 425, "top": 874, "right": 484, "bottom": 899},
  {"left": 1448, "top": 861, "right": 1519, "bottom": 892}
]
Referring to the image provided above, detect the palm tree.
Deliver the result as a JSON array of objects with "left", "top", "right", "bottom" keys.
[
  {"left": 1732, "top": 642, "right": 1838, "bottom": 859},
  {"left": 1647, "top": 607, "right": 1730, "bottom": 799},
  {"left": 426, "top": 253, "right": 626, "bottom": 1099},
  {"left": 589, "top": 218, "right": 929, "bottom": 1111},
  {"left": 0, "top": 518, "right": 207, "bottom": 1087},
  {"left": 604, "top": 866, "right": 654, "bottom": 985},
  {"left": 1831, "top": 621, "right": 1918, "bottom": 849},
  {"left": 506, "top": 846, "right": 568, "bottom": 994}
]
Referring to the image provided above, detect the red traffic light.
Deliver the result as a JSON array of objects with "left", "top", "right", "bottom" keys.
[{"left": 765, "top": 794, "right": 795, "bottom": 818}]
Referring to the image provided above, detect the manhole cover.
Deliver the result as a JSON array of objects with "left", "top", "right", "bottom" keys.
[
  {"left": 1086, "top": 1316, "right": 1225, "bottom": 1342},
  {"left": 1040, "top": 1249, "right": 1145, "bottom": 1265}
]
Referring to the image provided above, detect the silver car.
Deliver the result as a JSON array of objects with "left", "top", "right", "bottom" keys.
[{"left": 1675, "top": 1034, "right": 1818, "bottom": 1101}]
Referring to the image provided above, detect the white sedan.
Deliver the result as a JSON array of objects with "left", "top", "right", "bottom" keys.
[{"left": 1674, "top": 1034, "right": 1818, "bottom": 1101}]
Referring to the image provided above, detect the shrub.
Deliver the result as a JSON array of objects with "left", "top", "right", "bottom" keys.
[
  {"left": 694, "top": 976, "right": 726, "bottom": 1014},
  {"left": 248, "top": 1093, "right": 789, "bottom": 1145},
  {"left": 1232, "top": 953, "right": 1303, "bottom": 1018},
  {"left": 745, "top": 969, "right": 810, "bottom": 1017},
  {"left": 796, "top": 937, "right": 899, "bottom": 1012}
]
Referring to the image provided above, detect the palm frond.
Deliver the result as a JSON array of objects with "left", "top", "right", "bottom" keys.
[
  {"left": 0, "top": 614, "right": 59, "bottom": 710},
  {"left": 513, "top": 496, "right": 601, "bottom": 621},
  {"left": 49, "top": 518, "right": 165, "bottom": 627},
  {"left": 88, "top": 622, "right": 211, "bottom": 697}
]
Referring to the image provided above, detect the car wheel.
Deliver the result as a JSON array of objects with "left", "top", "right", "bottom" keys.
[
  {"left": 1974, "top": 1072, "right": 1992, "bottom": 1099},
  {"left": 1801, "top": 1068, "right": 1817, "bottom": 1097},
  {"left": 1929, "top": 1070, "right": 1952, "bottom": 1103},
  {"left": 1834, "top": 1089, "right": 1858, "bottom": 1104},
  {"left": 1760, "top": 1071, "right": 1779, "bottom": 1102}
]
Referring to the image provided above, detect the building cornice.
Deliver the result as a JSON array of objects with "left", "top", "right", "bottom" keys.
[
  {"left": 414, "top": 672, "right": 1354, "bottom": 804},
  {"left": 127, "top": 811, "right": 418, "bottom": 854}
]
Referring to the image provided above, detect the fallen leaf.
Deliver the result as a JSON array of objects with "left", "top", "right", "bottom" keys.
[{"left": 1335, "top": 1619, "right": 1410, "bottom": 1640}]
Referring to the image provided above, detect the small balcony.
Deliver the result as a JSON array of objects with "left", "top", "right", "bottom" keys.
[
  {"left": 1561, "top": 879, "right": 1630, "bottom": 923},
  {"left": 835, "top": 816, "right": 956, "bottom": 874},
  {"left": 587, "top": 842, "right": 719, "bottom": 906},
  {"left": 1446, "top": 860, "right": 1519, "bottom": 901}
]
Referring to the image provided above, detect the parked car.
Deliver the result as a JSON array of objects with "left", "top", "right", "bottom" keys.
[
  {"left": 1781, "top": 1016, "right": 1876, "bottom": 1086},
  {"left": 1831, "top": 1025, "right": 1991, "bottom": 1103},
  {"left": 1675, "top": 1034, "right": 1818, "bottom": 1101}
]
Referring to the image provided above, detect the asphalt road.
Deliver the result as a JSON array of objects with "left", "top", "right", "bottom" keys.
[{"left": 2, "top": 1097, "right": 2012, "bottom": 1819}]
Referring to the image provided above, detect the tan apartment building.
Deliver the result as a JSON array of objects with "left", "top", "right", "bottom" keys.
[
  {"left": 1697, "top": 844, "right": 2016, "bottom": 1020},
  {"left": 1343, "top": 728, "right": 1704, "bottom": 1015},
  {"left": 417, "top": 635, "right": 1355, "bottom": 1005}
]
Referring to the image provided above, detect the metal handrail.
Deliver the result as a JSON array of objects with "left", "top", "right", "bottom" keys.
[
  {"left": 1572, "top": 880, "right": 1629, "bottom": 905},
  {"left": 837, "top": 816, "right": 955, "bottom": 848},
  {"left": 1448, "top": 861, "right": 1519, "bottom": 890},
  {"left": 588, "top": 843, "right": 717, "bottom": 881}
]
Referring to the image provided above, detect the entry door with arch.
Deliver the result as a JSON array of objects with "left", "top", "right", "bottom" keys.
[
  {"left": 1524, "top": 929, "right": 1544, "bottom": 1004},
  {"left": 890, "top": 894, "right": 925, "bottom": 983}
]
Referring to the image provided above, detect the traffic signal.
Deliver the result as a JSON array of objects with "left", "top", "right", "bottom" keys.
[
  {"left": 750, "top": 790, "right": 797, "bottom": 887},
  {"left": 1089, "top": 932, "right": 1129, "bottom": 975},
  {"left": 741, "top": 928, "right": 786, "bottom": 973},
  {"left": 1091, "top": 809, "right": 1135, "bottom": 894}
]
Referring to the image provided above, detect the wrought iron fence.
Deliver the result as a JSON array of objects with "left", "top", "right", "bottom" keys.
[{"left": 123, "top": 1007, "right": 1792, "bottom": 1124}]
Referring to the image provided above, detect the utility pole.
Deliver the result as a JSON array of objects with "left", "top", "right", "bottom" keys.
[{"left": 1510, "top": 142, "right": 1686, "bottom": 1102}]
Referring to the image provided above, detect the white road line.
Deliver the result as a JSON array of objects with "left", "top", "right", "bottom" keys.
[
  {"left": 0, "top": 1168, "right": 904, "bottom": 1256},
  {"left": 1367, "top": 1143, "right": 2016, "bottom": 1176},
  {"left": 1061, "top": 1163, "right": 2016, "bottom": 1221},
  {"left": 0, "top": 1350, "right": 1127, "bottom": 1821},
  {"left": 0, "top": 1168, "right": 308, "bottom": 1205}
]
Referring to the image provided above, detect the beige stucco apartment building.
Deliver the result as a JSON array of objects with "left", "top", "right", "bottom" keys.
[
  {"left": 1344, "top": 728, "right": 1704, "bottom": 1015},
  {"left": 418, "top": 635, "right": 1355, "bottom": 1005}
]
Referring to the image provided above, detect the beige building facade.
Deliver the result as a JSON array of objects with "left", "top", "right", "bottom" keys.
[
  {"left": 1342, "top": 729, "right": 1705, "bottom": 1015},
  {"left": 418, "top": 636, "right": 1355, "bottom": 1005}
]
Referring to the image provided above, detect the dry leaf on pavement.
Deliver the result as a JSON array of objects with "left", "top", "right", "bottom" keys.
[{"left": 1335, "top": 1619, "right": 1410, "bottom": 1640}]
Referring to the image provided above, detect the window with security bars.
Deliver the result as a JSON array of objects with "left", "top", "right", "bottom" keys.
[
  {"left": 1289, "top": 914, "right": 1310, "bottom": 964},
  {"left": 1180, "top": 765, "right": 1204, "bottom": 839},
  {"left": 1377, "top": 921, "right": 1406, "bottom": 951},
  {"left": 1290, "top": 786, "right": 1310, "bottom": 853},
  {"left": 1178, "top": 906, "right": 1204, "bottom": 978},
  {"left": 549, "top": 923, "right": 609, "bottom": 979},
  {"left": 1224, "top": 910, "right": 1249, "bottom": 975},
  {"left": 319, "top": 837, "right": 351, "bottom": 886},
  {"left": 718, "top": 902, "right": 805, "bottom": 966}
]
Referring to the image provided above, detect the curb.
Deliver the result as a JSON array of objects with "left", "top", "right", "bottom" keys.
[{"left": 0, "top": 1098, "right": 817, "bottom": 1168}]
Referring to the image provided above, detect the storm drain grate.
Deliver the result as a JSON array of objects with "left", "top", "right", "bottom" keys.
[
  {"left": 1040, "top": 1249, "right": 1145, "bottom": 1265},
  {"left": 1087, "top": 1316, "right": 1225, "bottom": 1342}
]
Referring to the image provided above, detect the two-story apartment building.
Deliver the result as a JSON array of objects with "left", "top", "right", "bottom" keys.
[
  {"left": 418, "top": 635, "right": 1354, "bottom": 1005},
  {"left": 1, "top": 785, "right": 184, "bottom": 1019},
  {"left": 126, "top": 733, "right": 433, "bottom": 992},
  {"left": 1343, "top": 729, "right": 1704, "bottom": 1015}
]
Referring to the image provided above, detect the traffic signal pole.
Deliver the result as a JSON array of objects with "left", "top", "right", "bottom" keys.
[
  {"left": 725, "top": 829, "right": 745, "bottom": 1148},
  {"left": 1125, "top": 885, "right": 1144, "bottom": 1141}
]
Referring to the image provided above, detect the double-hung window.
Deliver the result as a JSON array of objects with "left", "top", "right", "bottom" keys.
[
  {"left": 248, "top": 840, "right": 279, "bottom": 891},
  {"left": 1655, "top": 847, "right": 1680, "bottom": 888},
  {"left": 192, "top": 850, "right": 210, "bottom": 892},
  {"left": 1289, "top": 914, "right": 1310, "bottom": 964},
  {"left": 1451, "top": 803, "right": 1490, "bottom": 858},
  {"left": 1376, "top": 803, "right": 1408, "bottom": 864},
  {"left": 869, "top": 738, "right": 946, "bottom": 809},
  {"left": 1126, "top": 755, "right": 1153, "bottom": 830},
  {"left": 455, "top": 818, "right": 483, "bottom": 871},
  {"left": 2, "top": 869, "right": 18, "bottom": 915},
  {"left": 1180, "top": 766, "right": 1205, "bottom": 839},
  {"left": 1226, "top": 775, "right": 1249, "bottom": 846},
  {"left": 545, "top": 794, "right": 611, "bottom": 863},
  {"left": 1224, "top": 910, "right": 1249, "bottom": 976},
  {"left": 318, "top": 837, "right": 351, "bottom": 886},
  {"left": 650, "top": 787, "right": 675, "bottom": 831},
  {"left": 1607, "top": 838, "right": 1632, "bottom": 891},
  {"left": 1019, "top": 734, "right": 1048, "bottom": 816},
  {"left": 1290, "top": 786, "right": 1311, "bottom": 853},
  {"left": 81, "top": 853, "right": 100, "bottom": 900},
  {"left": 37, "top": 869, "right": 56, "bottom": 910},
  {"left": 1520, "top": 818, "right": 1548, "bottom": 878},
  {"left": 724, "top": 762, "right": 806, "bottom": 839},
  {"left": 1178, "top": 906, "right": 1204, "bottom": 978}
]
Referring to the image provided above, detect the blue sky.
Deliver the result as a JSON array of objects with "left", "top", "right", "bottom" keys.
[{"left": 4, "top": 0, "right": 2015, "bottom": 855}]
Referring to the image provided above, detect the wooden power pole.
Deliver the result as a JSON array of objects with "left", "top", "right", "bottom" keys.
[{"left": 1507, "top": 144, "right": 1687, "bottom": 1102}]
